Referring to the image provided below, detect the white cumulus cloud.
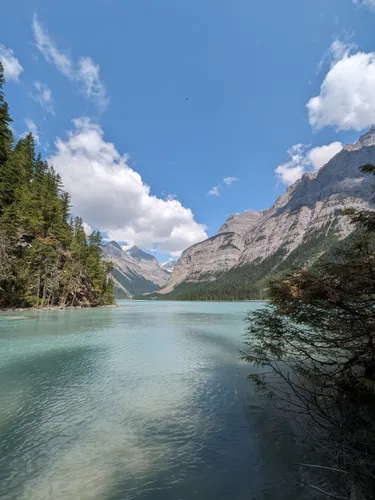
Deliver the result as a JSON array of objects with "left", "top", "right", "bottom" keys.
[
  {"left": 275, "top": 142, "right": 342, "bottom": 185},
  {"left": 48, "top": 118, "right": 207, "bottom": 257},
  {"left": 32, "top": 14, "right": 108, "bottom": 112},
  {"left": 32, "top": 81, "right": 55, "bottom": 115},
  {"left": 308, "top": 40, "right": 375, "bottom": 131},
  {"left": 0, "top": 44, "right": 23, "bottom": 81},
  {"left": 307, "top": 142, "right": 343, "bottom": 170},
  {"left": 24, "top": 119, "right": 40, "bottom": 144},
  {"left": 353, "top": 0, "right": 375, "bottom": 12}
]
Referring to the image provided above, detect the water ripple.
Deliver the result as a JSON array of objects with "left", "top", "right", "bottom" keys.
[{"left": 0, "top": 302, "right": 317, "bottom": 499}]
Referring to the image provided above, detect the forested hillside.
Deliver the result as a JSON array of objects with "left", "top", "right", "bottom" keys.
[
  {"left": 0, "top": 64, "right": 114, "bottom": 309},
  {"left": 159, "top": 125, "right": 375, "bottom": 301},
  {"left": 162, "top": 222, "right": 356, "bottom": 301}
]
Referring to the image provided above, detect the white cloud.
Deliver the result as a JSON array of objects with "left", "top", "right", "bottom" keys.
[
  {"left": 121, "top": 244, "right": 132, "bottom": 252},
  {"left": 329, "top": 39, "right": 357, "bottom": 63},
  {"left": 307, "top": 142, "right": 343, "bottom": 170},
  {"left": 353, "top": 0, "right": 375, "bottom": 12},
  {"left": 32, "top": 81, "right": 55, "bottom": 115},
  {"left": 318, "top": 39, "right": 357, "bottom": 71},
  {"left": 207, "top": 185, "right": 220, "bottom": 196},
  {"left": 24, "top": 119, "right": 40, "bottom": 144},
  {"left": 170, "top": 249, "right": 184, "bottom": 258},
  {"left": 76, "top": 57, "right": 108, "bottom": 112},
  {"left": 48, "top": 118, "right": 207, "bottom": 256},
  {"left": 82, "top": 222, "right": 92, "bottom": 236},
  {"left": 32, "top": 14, "right": 73, "bottom": 76},
  {"left": 32, "top": 14, "right": 108, "bottom": 112},
  {"left": 166, "top": 193, "right": 177, "bottom": 201},
  {"left": 208, "top": 176, "right": 239, "bottom": 196},
  {"left": 223, "top": 176, "right": 239, "bottom": 185},
  {"left": 308, "top": 40, "right": 375, "bottom": 131},
  {"left": 275, "top": 142, "right": 342, "bottom": 185},
  {"left": 0, "top": 44, "right": 23, "bottom": 81}
]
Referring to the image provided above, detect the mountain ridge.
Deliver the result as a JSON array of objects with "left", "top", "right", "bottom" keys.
[
  {"left": 126, "top": 245, "right": 158, "bottom": 263},
  {"left": 102, "top": 242, "right": 169, "bottom": 298},
  {"left": 159, "top": 127, "right": 375, "bottom": 298}
]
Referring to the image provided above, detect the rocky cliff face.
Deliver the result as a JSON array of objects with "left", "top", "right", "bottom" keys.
[
  {"left": 102, "top": 242, "right": 170, "bottom": 297},
  {"left": 159, "top": 232, "right": 244, "bottom": 294},
  {"left": 159, "top": 128, "right": 375, "bottom": 295},
  {"left": 218, "top": 211, "right": 264, "bottom": 237},
  {"left": 124, "top": 245, "right": 169, "bottom": 287}
]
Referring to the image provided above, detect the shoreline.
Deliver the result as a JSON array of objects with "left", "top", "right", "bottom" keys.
[
  {"left": 127, "top": 298, "right": 269, "bottom": 303},
  {"left": 0, "top": 300, "right": 268, "bottom": 312},
  {"left": 0, "top": 304, "right": 119, "bottom": 313},
  {"left": 152, "top": 299, "right": 269, "bottom": 303}
]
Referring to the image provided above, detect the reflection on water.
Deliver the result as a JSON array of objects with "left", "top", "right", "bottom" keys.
[{"left": 0, "top": 301, "right": 314, "bottom": 499}]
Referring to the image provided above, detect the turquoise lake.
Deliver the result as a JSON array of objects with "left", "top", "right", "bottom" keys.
[{"left": 0, "top": 301, "right": 312, "bottom": 499}]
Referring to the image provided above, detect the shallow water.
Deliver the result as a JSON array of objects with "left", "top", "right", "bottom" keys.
[{"left": 0, "top": 301, "right": 312, "bottom": 499}]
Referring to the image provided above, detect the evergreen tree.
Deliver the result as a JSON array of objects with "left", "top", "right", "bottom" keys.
[
  {"left": 0, "top": 71, "right": 114, "bottom": 309},
  {"left": 13, "top": 133, "right": 35, "bottom": 182},
  {"left": 0, "top": 63, "right": 13, "bottom": 168},
  {"left": 242, "top": 166, "right": 375, "bottom": 499},
  {"left": 70, "top": 217, "right": 88, "bottom": 262}
]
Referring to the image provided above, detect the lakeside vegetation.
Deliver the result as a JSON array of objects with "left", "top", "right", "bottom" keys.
[
  {"left": 242, "top": 166, "right": 375, "bottom": 499},
  {"left": 0, "top": 64, "right": 114, "bottom": 309},
  {"left": 160, "top": 221, "right": 346, "bottom": 301}
]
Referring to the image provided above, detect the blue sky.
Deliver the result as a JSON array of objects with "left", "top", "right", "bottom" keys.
[{"left": 1, "top": 0, "right": 375, "bottom": 261}]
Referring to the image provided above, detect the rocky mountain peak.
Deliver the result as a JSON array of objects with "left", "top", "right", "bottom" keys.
[
  {"left": 159, "top": 126, "right": 375, "bottom": 296},
  {"left": 103, "top": 242, "right": 170, "bottom": 298},
  {"left": 126, "top": 245, "right": 157, "bottom": 262},
  {"left": 104, "top": 240, "right": 126, "bottom": 259},
  {"left": 353, "top": 125, "right": 375, "bottom": 149},
  {"left": 108, "top": 240, "right": 123, "bottom": 250},
  {"left": 218, "top": 211, "right": 263, "bottom": 236}
]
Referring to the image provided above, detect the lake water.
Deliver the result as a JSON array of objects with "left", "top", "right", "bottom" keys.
[{"left": 0, "top": 301, "right": 313, "bottom": 500}]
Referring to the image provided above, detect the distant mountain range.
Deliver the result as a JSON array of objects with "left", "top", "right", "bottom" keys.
[
  {"left": 161, "top": 260, "right": 177, "bottom": 273},
  {"left": 157, "top": 127, "right": 375, "bottom": 300},
  {"left": 102, "top": 242, "right": 170, "bottom": 298}
]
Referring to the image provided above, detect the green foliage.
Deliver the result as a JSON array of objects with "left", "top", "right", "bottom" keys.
[
  {"left": 0, "top": 65, "right": 114, "bottom": 309},
  {"left": 165, "top": 221, "right": 342, "bottom": 301},
  {"left": 242, "top": 170, "right": 375, "bottom": 498},
  {"left": 0, "top": 62, "right": 13, "bottom": 168}
]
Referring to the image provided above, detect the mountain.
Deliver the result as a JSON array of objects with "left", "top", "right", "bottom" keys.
[
  {"left": 126, "top": 245, "right": 158, "bottom": 262},
  {"left": 102, "top": 242, "right": 170, "bottom": 298},
  {"left": 159, "top": 128, "right": 375, "bottom": 299},
  {"left": 161, "top": 260, "right": 177, "bottom": 273}
]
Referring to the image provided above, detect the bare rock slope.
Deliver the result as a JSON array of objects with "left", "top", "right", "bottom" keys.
[
  {"left": 103, "top": 242, "right": 170, "bottom": 298},
  {"left": 159, "top": 127, "right": 375, "bottom": 295}
]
